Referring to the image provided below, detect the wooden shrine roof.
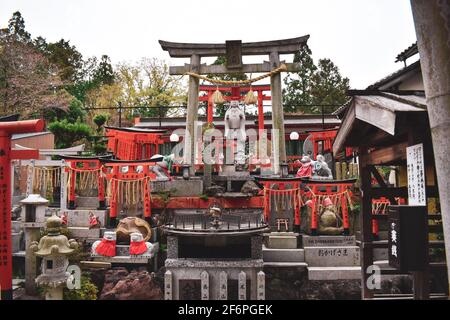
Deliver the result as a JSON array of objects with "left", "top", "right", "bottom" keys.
[{"left": 333, "top": 91, "right": 427, "bottom": 157}]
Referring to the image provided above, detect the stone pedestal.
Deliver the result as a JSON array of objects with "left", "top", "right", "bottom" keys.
[
  {"left": 24, "top": 225, "right": 41, "bottom": 295},
  {"left": 45, "top": 286, "right": 64, "bottom": 300},
  {"left": 265, "top": 232, "right": 298, "bottom": 249}
]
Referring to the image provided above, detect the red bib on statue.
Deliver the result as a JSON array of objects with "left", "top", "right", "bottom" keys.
[
  {"left": 95, "top": 239, "right": 116, "bottom": 257},
  {"left": 130, "top": 240, "right": 147, "bottom": 255}
]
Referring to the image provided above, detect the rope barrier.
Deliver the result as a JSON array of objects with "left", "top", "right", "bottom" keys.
[{"left": 185, "top": 64, "right": 288, "bottom": 86}]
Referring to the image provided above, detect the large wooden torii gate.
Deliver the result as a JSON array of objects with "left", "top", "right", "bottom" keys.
[{"left": 160, "top": 36, "right": 309, "bottom": 175}]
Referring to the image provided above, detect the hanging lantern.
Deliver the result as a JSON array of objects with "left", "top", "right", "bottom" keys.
[
  {"left": 244, "top": 88, "right": 257, "bottom": 105},
  {"left": 170, "top": 133, "right": 179, "bottom": 142},
  {"left": 289, "top": 131, "right": 300, "bottom": 141}
]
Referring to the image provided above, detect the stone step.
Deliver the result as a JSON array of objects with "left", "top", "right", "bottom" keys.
[
  {"left": 308, "top": 266, "right": 361, "bottom": 280},
  {"left": 68, "top": 226, "right": 102, "bottom": 239},
  {"left": 263, "top": 262, "right": 308, "bottom": 268},
  {"left": 66, "top": 209, "right": 107, "bottom": 228},
  {"left": 12, "top": 251, "right": 26, "bottom": 258},
  {"left": 262, "top": 245, "right": 305, "bottom": 262},
  {"left": 304, "top": 246, "right": 360, "bottom": 267},
  {"left": 302, "top": 235, "right": 356, "bottom": 247}
]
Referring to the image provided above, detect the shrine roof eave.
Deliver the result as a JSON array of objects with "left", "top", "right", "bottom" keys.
[
  {"left": 105, "top": 126, "right": 167, "bottom": 134},
  {"left": 60, "top": 154, "right": 113, "bottom": 160},
  {"left": 159, "top": 35, "right": 310, "bottom": 58},
  {"left": 332, "top": 92, "right": 427, "bottom": 157}
]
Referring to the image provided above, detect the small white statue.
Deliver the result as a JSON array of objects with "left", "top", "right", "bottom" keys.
[
  {"left": 150, "top": 154, "right": 174, "bottom": 181},
  {"left": 92, "top": 231, "right": 116, "bottom": 257},
  {"left": 224, "top": 100, "right": 246, "bottom": 168},
  {"left": 313, "top": 154, "right": 333, "bottom": 179},
  {"left": 129, "top": 232, "right": 154, "bottom": 257}
]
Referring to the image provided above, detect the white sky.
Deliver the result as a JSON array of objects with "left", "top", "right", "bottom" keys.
[{"left": 0, "top": 0, "right": 418, "bottom": 89}]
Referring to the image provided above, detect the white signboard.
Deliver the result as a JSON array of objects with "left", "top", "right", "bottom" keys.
[{"left": 406, "top": 143, "right": 426, "bottom": 206}]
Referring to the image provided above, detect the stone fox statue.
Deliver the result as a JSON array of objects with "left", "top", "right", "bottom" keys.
[{"left": 224, "top": 100, "right": 246, "bottom": 169}]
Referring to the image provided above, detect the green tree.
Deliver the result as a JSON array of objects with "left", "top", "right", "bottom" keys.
[
  {"left": 283, "top": 46, "right": 350, "bottom": 114},
  {"left": 7, "top": 11, "right": 31, "bottom": 43},
  {"left": 48, "top": 119, "right": 92, "bottom": 148},
  {"left": 0, "top": 13, "right": 70, "bottom": 116},
  {"left": 310, "top": 58, "right": 350, "bottom": 107},
  {"left": 91, "top": 113, "right": 108, "bottom": 154},
  {"left": 45, "top": 39, "right": 84, "bottom": 82},
  {"left": 93, "top": 55, "right": 114, "bottom": 85},
  {"left": 282, "top": 45, "right": 316, "bottom": 112}
]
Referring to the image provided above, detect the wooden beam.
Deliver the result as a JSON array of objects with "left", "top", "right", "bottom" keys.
[
  {"left": 369, "top": 165, "right": 397, "bottom": 204},
  {"left": 169, "top": 62, "right": 301, "bottom": 75},
  {"left": 360, "top": 142, "right": 409, "bottom": 165},
  {"left": 359, "top": 147, "right": 374, "bottom": 299}
]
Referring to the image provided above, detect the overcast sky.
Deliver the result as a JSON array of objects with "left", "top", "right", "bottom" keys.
[{"left": 0, "top": 0, "right": 418, "bottom": 89}]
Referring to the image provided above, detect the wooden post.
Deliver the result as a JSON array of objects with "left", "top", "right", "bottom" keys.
[
  {"left": 60, "top": 160, "right": 67, "bottom": 211},
  {"left": 359, "top": 148, "right": 374, "bottom": 299},
  {"left": 238, "top": 271, "right": 246, "bottom": 300},
  {"left": 185, "top": 54, "right": 201, "bottom": 176},
  {"left": 269, "top": 51, "right": 286, "bottom": 175},
  {"left": 219, "top": 271, "right": 227, "bottom": 300},
  {"left": 164, "top": 270, "right": 172, "bottom": 300},
  {"left": 201, "top": 270, "right": 209, "bottom": 300}
]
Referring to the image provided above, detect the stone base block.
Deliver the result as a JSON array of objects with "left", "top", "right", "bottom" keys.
[
  {"left": 262, "top": 245, "right": 304, "bottom": 262},
  {"left": 304, "top": 246, "right": 360, "bottom": 267},
  {"left": 374, "top": 248, "right": 388, "bottom": 261},
  {"left": 12, "top": 232, "right": 23, "bottom": 253},
  {"left": 308, "top": 266, "right": 361, "bottom": 280},
  {"left": 11, "top": 220, "right": 22, "bottom": 233},
  {"left": 265, "top": 232, "right": 298, "bottom": 249},
  {"left": 151, "top": 179, "right": 203, "bottom": 197},
  {"left": 67, "top": 209, "right": 106, "bottom": 227},
  {"left": 302, "top": 235, "right": 356, "bottom": 247},
  {"left": 76, "top": 196, "right": 100, "bottom": 208},
  {"left": 68, "top": 227, "right": 101, "bottom": 239}
]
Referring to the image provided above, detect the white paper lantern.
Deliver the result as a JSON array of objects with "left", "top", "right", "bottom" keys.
[
  {"left": 170, "top": 133, "right": 179, "bottom": 142},
  {"left": 289, "top": 131, "right": 300, "bottom": 141}
]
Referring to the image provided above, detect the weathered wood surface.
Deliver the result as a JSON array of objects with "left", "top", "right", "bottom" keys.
[{"left": 159, "top": 36, "right": 309, "bottom": 57}]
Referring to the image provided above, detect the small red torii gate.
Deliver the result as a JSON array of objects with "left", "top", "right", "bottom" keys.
[
  {"left": 62, "top": 155, "right": 110, "bottom": 210},
  {"left": 106, "top": 127, "right": 165, "bottom": 160},
  {"left": 101, "top": 159, "right": 158, "bottom": 225}
]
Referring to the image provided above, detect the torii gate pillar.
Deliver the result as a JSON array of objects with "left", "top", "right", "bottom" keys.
[
  {"left": 269, "top": 51, "right": 287, "bottom": 175},
  {"left": 185, "top": 54, "right": 200, "bottom": 176}
]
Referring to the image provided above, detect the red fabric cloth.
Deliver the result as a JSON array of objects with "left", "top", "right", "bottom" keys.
[
  {"left": 296, "top": 163, "right": 313, "bottom": 178},
  {"left": 95, "top": 239, "right": 116, "bottom": 257},
  {"left": 89, "top": 216, "right": 99, "bottom": 227},
  {"left": 61, "top": 215, "right": 67, "bottom": 225},
  {"left": 130, "top": 240, "right": 148, "bottom": 255}
]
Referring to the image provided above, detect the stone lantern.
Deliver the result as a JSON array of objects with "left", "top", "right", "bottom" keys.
[
  {"left": 30, "top": 214, "right": 78, "bottom": 300},
  {"left": 21, "top": 194, "right": 48, "bottom": 224},
  {"left": 21, "top": 194, "right": 49, "bottom": 295}
]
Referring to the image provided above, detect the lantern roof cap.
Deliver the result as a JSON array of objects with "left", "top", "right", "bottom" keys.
[
  {"left": 20, "top": 194, "right": 49, "bottom": 205},
  {"left": 31, "top": 214, "right": 78, "bottom": 257}
]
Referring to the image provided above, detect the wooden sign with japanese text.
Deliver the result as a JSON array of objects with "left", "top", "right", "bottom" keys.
[{"left": 406, "top": 143, "right": 426, "bottom": 206}]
